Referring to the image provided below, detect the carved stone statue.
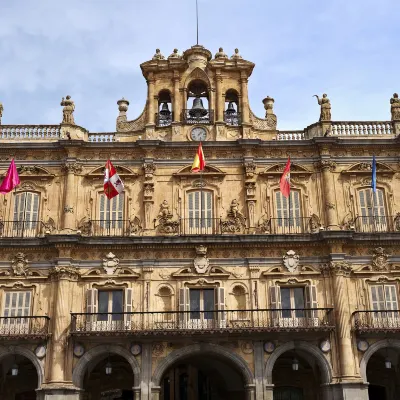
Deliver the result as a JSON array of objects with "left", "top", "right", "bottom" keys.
[
  {"left": 390, "top": 93, "right": 400, "bottom": 121},
  {"left": 221, "top": 200, "right": 246, "bottom": 233},
  {"left": 168, "top": 49, "right": 182, "bottom": 59},
  {"left": 60, "top": 95, "right": 75, "bottom": 125},
  {"left": 152, "top": 49, "right": 165, "bottom": 60},
  {"left": 394, "top": 213, "right": 400, "bottom": 232},
  {"left": 102, "top": 252, "right": 120, "bottom": 275},
  {"left": 231, "top": 48, "right": 243, "bottom": 60},
  {"left": 214, "top": 47, "right": 228, "bottom": 60},
  {"left": 11, "top": 252, "right": 29, "bottom": 276},
  {"left": 283, "top": 250, "right": 300, "bottom": 273},
  {"left": 0, "top": 101, "right": 3, "bottom": 124},
  {"left": 229, "top": 199, "right": 240, "bottom": 218},
  {"left": 155, "top": 200, "right": 179, "bottom": 235},
  {"left": 314, "top": 94, "right": 331, "bottom": 121},
  {"left": 158, "top": 200, "right": 172, "bottom": 219},
  {"left": 309, "top": 214, "right": 320, "bottom": 234}
]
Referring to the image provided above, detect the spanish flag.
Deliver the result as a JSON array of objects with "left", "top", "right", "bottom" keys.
[
  {"left": 280, "top": 157, "right": 291, "bottom": 198},
  {"left": 191, "top": 142, "right": 206, "bottom": 172}
]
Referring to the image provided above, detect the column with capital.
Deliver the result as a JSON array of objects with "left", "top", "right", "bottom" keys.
[
  {"left": 147, "top": 72, "right": 156, "bottom": 127},
  {"left": 319, "top": 160, "right": 339, "bottom": 230},
  {"left": 216, "top": 69, "right": 224, "bottom": 122},
  {"left": 173, "top": 72, "right": 180, "bottom": 123},
  {"left": 240, "top": 72, "right": 250, "bottom": 125},
  {"left": 62, "top": 162, "right": 81, "bottom": 231}
]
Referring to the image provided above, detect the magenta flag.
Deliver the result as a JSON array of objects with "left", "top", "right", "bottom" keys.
[{"left": 0, "top": 159, "right": 20, "bottom": 194}]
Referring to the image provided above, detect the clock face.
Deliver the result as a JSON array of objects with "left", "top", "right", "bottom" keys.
[{"left": 191, "top": 127, "right": 207, "bottom": 141}]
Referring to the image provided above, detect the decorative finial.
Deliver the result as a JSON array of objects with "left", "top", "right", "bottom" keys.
[
  {"left": 214, "top": 47, "right": 228, "bottom": 59},
  {"left": 168, "top": 48, "right": 182, "bottom": 59},
  {"left": 117, "top": 98, "right": 129, "bottom": 116},
  {"left": 231, "top": 48, "right": 243, "bottom": 59},
  {"left": 313, "top": 93, "right": 331, "bottom": 121},
  {"left": 152, "top": 49, "right": 165, "bottom": 60},
  {"left": 60, "top": 95, "right": 75, "bottom": 125},
  {"left": 390, "top": 93, "right": 400, "bottom": 121}
]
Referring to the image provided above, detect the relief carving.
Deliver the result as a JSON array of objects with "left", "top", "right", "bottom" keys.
[
  {"left": 102, "top": 252, "right": 120, "bottom": 275},
  {"left": 11, "top": 253, "right": 30, "bottom": 277},
  {"left": 221, "top": 199, "right": 246, "bottom": 234},
  {"left": 372, "top": 247, "right": 389, "bottom": 271},
  {"left": 155, "top": 200, "right": 179, "bottom": 235},
  {"left": 283, "top": 250, "right": 300, "bottom": 273},
  {"left": 193, "top": 245, "right": 210, "bottom": 274}
]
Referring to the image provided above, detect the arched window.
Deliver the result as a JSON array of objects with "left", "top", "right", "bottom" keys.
[
  {"left": 224, "top": 89, "right": 240, "bottom": 126},
  {"left": 156, "top": 90, "right": 172, "bottom": 127},
  {"left": 274, "top": 190, "right": 302, "bottom": 234},
  {"left": 98, "top": 193, "right": 124, "bottom": 235},
  {"left": 358, "top": 188, "right": 386, "bottom": 232},
  {"left": 12, "top": 192, "right": 40, "bottom": 237},
  {"left": 185, "top": 190, "right": 214, "bottom": 234}
]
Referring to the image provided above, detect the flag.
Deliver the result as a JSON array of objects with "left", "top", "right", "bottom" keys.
[
  {"left": 104, "top": 160, "right": 124, "bottom": 199},
  {"left": 371, "top": 155, "right": 376, "bottom": 193},
  {"left": 280, "top": 157, "right": 291, "bottom": 198},
  {"left": 191, "top": 142, "right": 206, "bottom": 172},
  {"left": 0, "top": 159, "right": 20, "bottom": 194}
]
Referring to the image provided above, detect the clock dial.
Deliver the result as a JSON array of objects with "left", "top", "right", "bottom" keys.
[{"left": 191, "top": 127, "right": 207, "bottom": 141}]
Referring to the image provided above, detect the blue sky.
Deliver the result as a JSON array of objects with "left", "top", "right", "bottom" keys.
[{"left": 0, "top": 0, "right": 399, "bottom": 132}]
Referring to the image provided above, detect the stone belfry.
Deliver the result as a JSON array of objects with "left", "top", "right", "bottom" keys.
[{"left": 116, "top": 45, "right": 277, "bottom": 141}]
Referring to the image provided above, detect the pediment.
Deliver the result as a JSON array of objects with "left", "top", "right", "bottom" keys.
[
  {"left": 85, "top": 165, "right": 137, "bottom": 179},
  {"left": 171, "top": 265, "right": 230, "bottom": 278},
  {"left": 259, "top": 163, "right": 312, "bottom": 176},
  {"left": 341, "top": 162, "right": 395, "bottom": 176},
  {"left": 173, "top": 164, "right": 226, "bottom": 177},
  {"left": 15, "top": 165, "right": 54, "bottom": 180}
]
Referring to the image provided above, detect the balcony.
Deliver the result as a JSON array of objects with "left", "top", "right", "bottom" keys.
[
  {"left": 179, "top": 218, "right": 221, "bottom": 235},
  {"left": 181, "top": 109, "right": 214, "bottom": 125},
  {"left": 78, "top": 219, "right": 139, "bottom": 237},
  {"left": 224, "top": 111, "right": 241, "bottom": 126},
  {"left": 70, "top": 308, "right": 334, "bottom": 337},
  {"left": 155, "top": 112, "right": 173, "bottom": 127},
  {"left": 353, "top": 310, "right": 400, "bottom": 334},
  {"left": 0, "top": 316, "right": 50, "bottom": 340},
  {"left": 354, "top": 215, "right": 397, "bottom": 233},
  {"left": 0, "top": 221, "right": 46, "bottom": 238},
  {"left": 265, "top": 217, "right": 314, "bottom": 235}
]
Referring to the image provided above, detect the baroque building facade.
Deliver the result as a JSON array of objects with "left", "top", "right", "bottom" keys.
[{"left": 0, "top": 45, "right": 399, "bottom": 400}]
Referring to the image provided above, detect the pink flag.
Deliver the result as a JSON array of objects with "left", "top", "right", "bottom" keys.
[{"left": 0, "top": 159, "right": 20, "bottom": 194}]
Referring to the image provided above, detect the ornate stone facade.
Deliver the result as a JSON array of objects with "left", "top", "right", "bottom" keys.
[{"left": 0, "top": 44, "right": 399, "bottom": 400}]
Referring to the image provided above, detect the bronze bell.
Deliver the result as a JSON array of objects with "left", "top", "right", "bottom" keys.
[
  {"left": 189, "top": 97, "right": 208, "bottom": 118},
  {"left": 159, "top": 102, "right": 171, "bottom": 116},
  {"left": 226, "top": 101, "right": 236, "bottom": 115}
]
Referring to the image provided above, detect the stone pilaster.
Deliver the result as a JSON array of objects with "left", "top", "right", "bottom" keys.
[
  {"left": 143, "top": 161, "right": 156, "bottom": 233},
  {"left": 62, "top": 162, "right": 82, "bottom": 231},
  {"left": 240, "top": 72, "right": 250, "bottom": 124},
  {"left": 244, "top": 160, "right": 257, "bottom": 231},
  {"left": 147, "top": 73, "right": 155, "bottom": 126},
  {"left": 173, "top": 72, "right": 180, "bottom": 123},
  {"left": 318, "top": 160, "right": 339, "bottom": 230},
  {"left": 216, "top": 69, "right": 224, "bottom": 122}
]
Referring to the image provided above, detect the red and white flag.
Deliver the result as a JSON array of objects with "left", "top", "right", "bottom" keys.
[
  {"left": 104, "top": 160, "right": 124, "bottom": 199},
  {"left": 279, "top": 157, "right": 291, "bottom": 198}
]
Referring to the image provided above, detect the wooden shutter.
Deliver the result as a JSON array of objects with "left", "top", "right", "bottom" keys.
[
  {"left": 269, "top": 285, "right": 281, "bottom": 319},
  {"left": 3, "top": 291, "right": 31, "bottom": 319},
  {"left": 99, "top": 194, "right": 106, "bottom": 221},
  {"left": 188, "top": 192, "right": 194, "bottom": 220},
  {"left": 292, "top": 191, "right": 301, "bottom": 228},
  {"left": 14, "top": 193, "right": 25, "bottom": 222},
  {"left": 384, "top": 285, "right": 398, "bottom": 310},
  {"left": 305, "top": 285, "right": 318, "bottom": 318},
  {"left": 87, "top": 288, "right": 98, "bottom": 322},
  {"left": 370, "top": 285, "right": 385, "bottom": 311},
  {"left": 216, "top": 287, "right": 225, "bottom": 323},
  {"left": 124, "top": 288, "right": 133, "bottom": 325},
  {"left": 179, "top": 288, "right": 189, "bottom": 324}
]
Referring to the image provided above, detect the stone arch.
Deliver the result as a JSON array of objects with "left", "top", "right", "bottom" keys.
[
  {"left": 72, "top": 344, "right": 141, "bottom": 388},
  {"left": 359, "top": 338, "right": 400, "bottom": 383},
  {"left": 152, "top": 342, "right": 254, "bottom": 387},
  {"left": 264, "top": 341, "right": 332, "bottom": 385},
  {"left": 0, "top": 345, "right": 44, "bottom": 388}
]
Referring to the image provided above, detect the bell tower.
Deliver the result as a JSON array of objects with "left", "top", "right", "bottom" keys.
[{"left": 121, "top": 45, "right": 275, "bottom": 141}]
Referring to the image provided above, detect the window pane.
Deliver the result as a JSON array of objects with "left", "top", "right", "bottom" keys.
[
  {"left": 281, "top": 288, "right": 291, "bottom": 318},
  {"left": 294, "top": 288, "right": 305, "bottom": 318},
  {"left": 190, "top": 289, "right": 200, "bottom": 319},
  {"left": 98, "top": 291, "right": 109, "bottom": 321},
  {"left": 112, "top": 291, "right": 123, "bottom": 320},
  {"left": 203, "top": 289, "right": 214, "bottom": 320}
]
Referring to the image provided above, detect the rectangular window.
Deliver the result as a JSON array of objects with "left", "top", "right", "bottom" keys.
[
  {"left": 370, "top": 285, "right": 398, "bottom": 312},
  {"left": 280, "top": 287, "right": 305, "bottom": 318},
  {"left": 189, "top": 289, "right": 214, "bottom": 320},
  {"left": 13, "top": 192, "right": 40, "bottom": 236},
  {"left": 187, "top": 191, "right": 213, "bottom": 234},
  {"left": 99, "top": 193, "right": 124, "bottom": 233},
  {"left": 98, "top": 290, "right": 123, "bottom": 322},
  {"left": 275, "top": 191, "right": 302, "bottom": 233},
  {"left": 2, "top": 291, "right": 31, "bottom": 324},
  {"left": 359, "top": 189, "right": 386, "bottom": 232}
]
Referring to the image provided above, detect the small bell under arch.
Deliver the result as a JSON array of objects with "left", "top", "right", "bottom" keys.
[
  {"left": 159, "top": 102, "right": 171, "bottom": 117},
  {"left": 225, "top": 101, "right": 236, "bottom": 115}
]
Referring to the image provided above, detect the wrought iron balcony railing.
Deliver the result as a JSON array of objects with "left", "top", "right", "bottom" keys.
[
  {"left": 0, "top": 220, "right": 46, "bottom": 238},
  {"left": 224, "top": 111, "right": 241, "bottom": 126},
  {"left": 353, "top": 310, "right": 400, "bottom": 333},
  {"left": 71, "top": 308, "right": 334, "bottom": 336},
  {"left": 0, "top": 316, "right": 50, "bottom": 339},
  {"left": 354, "top": 215, "right": 397, "bottom": 233},
  {"left": 265, "top": 217, "right": 314, "bottom": 235},
  {"left": 179, "top": 218, "right": 221, "bottom": 235},
  {"left": 155, "top": 113, "right": 173, "bottom": 127},
  {"left": 181, "top": 109, "right": 214, "bottom": 125},
  {"left": 78, "top": 219, "right": 139, "bottom": 237}
]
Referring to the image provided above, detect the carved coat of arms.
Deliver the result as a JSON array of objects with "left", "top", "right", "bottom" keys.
[
  {"left": 372, "top": 247, "right": 389, "bottom": 271},
  {"left": 11, "top": 253, "right": 29, "bottom": 276},
  {"left": 193, "top": 245, "right": 210, "bottom": 274},
  {"left": 102, "top": 252, "right": 120, "bottom": 275},
  {"left": 283, "top": 250, "right": 300, "bottom": 273}
]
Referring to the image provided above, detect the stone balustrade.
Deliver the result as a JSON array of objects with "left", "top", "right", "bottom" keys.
[
  {"left": 0, "top": 125, "right": 60, "bottom": 139},
  {"left": 331, "top": 121, "right": 393, "bottom": 136},
  {"left": 88, "top": 132, "right": 114, "bottom": 142},
  {"left": 276, "top": 131, "right": 305, "bottom": 140}
]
